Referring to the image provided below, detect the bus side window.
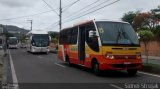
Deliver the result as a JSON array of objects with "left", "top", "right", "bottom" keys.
[
  {"left": 86, "top": 23, "right": 99, "bottom": 52},
  {"left": 71, "top": 27, "right": 78, "bottom": 44}
]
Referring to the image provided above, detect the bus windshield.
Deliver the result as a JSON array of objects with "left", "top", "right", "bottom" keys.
[
  {"left": 32, "top": 34, "right": 49, "bottom": 47},
  {"left": 96, "top": 21, "right": 139, "bottom": 46},
  {"left": 8, "top": 38, "right": 18, "bottom": 45}
]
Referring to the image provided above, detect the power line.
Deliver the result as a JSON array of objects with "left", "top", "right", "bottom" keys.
[
  {"left": 47, "top": 0, "right": 101, "bottom": 30},
  {"left": 62, "top": 0, "right": 80, "bottom": 12},
  {"left": 63, "top": 0, "right": 100, "bottom": 18},
  {"left": 0, "top": 0, "right": 83, "bottom": 22},
  {"left": 47, "top": 0, "right": 120, "bottom": 30},
  {"left": 47, "top": 22, "right": 59, "bottom": 30},
  {"left": 0, "top": 10, "right": 54, "bottom": 21},
  {"left": 64, "top": 0, "right": 111, "bottom": 21},
  {"left": 62, "top": 0, "right": 120, "bottom": 25},
  {"left": 42, "top": 0, "right": 59, "bottom": 16}
]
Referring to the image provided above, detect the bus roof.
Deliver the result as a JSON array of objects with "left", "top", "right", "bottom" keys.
[
  {"left": 62, "top": 19, "right": 129, "bottom": 30},
  {"left": 27, "top": 30, "right": 48, "bottom": 35},
  {"left": 95, "top": 19, "right": 129, "bottom": 24}
]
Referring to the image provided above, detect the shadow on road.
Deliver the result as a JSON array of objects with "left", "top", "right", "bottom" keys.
[
  {"left": 61, "top": 63, "right": 138, "bottom": 78},
  {"left": 26, "top": 52, "right": 48, "bottom": 55}
]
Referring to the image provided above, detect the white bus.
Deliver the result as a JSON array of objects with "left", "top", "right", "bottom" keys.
[
  {"left": 8, "top": 37, "right": 19, "bottom": 49},
  {"left": 26, "top": 30, "right": 51, "bottom": 53}
]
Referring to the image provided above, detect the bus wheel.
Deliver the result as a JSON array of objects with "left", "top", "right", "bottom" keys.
[
  {"left": 66, "top": 55, "right": 72, "bottom": 66},
  {"left": 92, "top": 61, "right": 100, "bottom": 76},
  {"left": 127, "top": 69, "right": 137, "bottom": 76}
]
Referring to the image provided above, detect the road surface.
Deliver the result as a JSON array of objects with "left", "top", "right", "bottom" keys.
[{"left": 6, "top": 48, "right": 160, "bottom": 89}]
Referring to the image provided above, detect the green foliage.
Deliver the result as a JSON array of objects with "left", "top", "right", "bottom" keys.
[
  {"left": 138, "top": 27, "right": 150, "bottom": 31},
  {"left": 138, "top": 30, "right": 154, "bottom": 42},
  {"left": 49, "top": 32, "right": 59, "bottom": 39},
  {"left": 151, "top": 6, "right": 160, "bottom": 19},
  {"left": 122, "top": 11, "right": 136, "bottom": 25},
  {"left": 138, "top": 30, "right": 154, "bottom": 64},
  {"left": 122, "top": 6, "right": 160, "bottom": 33},
  {"left": 51, "top": 38, "right": 58, "bottom": 44},
  {"left": 154, "top": 25, "right": 160, "bottom": 40}
]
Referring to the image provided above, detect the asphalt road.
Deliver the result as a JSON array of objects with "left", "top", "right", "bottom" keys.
[{"left": 8, "top": 48, "right": 160, "bottom": 89}]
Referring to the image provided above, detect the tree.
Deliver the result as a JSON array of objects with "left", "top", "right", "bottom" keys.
[
  {"left": 130, "top": 6, "right": 160, "bottom": 32},
  {"left": 151, "top": 6, "right": 160, "bottom": 19},
  {"left": 49, "top": 32, "right": 58, "bottom": 39},
  {"left": 121, "top": 11, "right": 137, "bottom": 25},
  {"left": 138, "top": 30, "right": 154, "bottom": 63},
  {"left": 133, "top": 13, "right": 150, "bottom": 31},
  {"left": 154, "top": 25, "right": 160, "bottom": 40},
  {"left": 51, "top": 38, "right": 58, "bottom": 44}
]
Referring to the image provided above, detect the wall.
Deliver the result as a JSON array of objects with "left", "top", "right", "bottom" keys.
[{"left": 141, "top": 41, "right": 160, "bottom": 56}]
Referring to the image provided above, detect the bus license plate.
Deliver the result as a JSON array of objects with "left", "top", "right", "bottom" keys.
[{"left": 124, "top": 62, "right": 131, "bottom": 64}]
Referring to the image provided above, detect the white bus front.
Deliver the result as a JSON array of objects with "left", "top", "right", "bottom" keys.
[
  {"left": 29, "top": 34, "right": 50, "bottom": 53},
  {"left": 8, "top": 37, "right": 18, "bottom": 49}
]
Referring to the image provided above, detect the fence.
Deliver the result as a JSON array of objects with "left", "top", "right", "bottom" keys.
[{"left": 140, "top": 41, "right": 160, "bottom": 56}]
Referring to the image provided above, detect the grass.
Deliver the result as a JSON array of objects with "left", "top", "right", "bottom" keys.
[
  {"left": 142, "top": 63, "right": 160, "bottom": 75},
  {"left": 143, "top": 63, "right": 160, "bottom": 67}
]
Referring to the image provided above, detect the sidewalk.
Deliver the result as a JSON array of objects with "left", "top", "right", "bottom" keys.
[{"left": 142, "top": 55, "right": 160, "bottom": 65}]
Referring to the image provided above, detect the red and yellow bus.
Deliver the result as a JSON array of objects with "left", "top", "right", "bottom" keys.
[{"left": 58, "top": 20, "right": 142, "bottom": 75}]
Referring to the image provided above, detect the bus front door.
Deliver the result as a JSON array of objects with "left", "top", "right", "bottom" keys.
[{"left": 78, "top": 26, "right": 85, "bottom": 65}]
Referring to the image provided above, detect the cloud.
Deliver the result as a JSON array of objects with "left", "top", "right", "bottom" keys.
[
  {"left": 0, "top": 0, "right": 37, "bottom": 7},
  {"left": 0, "top": 0, "right": 160, "bottom": 31}
]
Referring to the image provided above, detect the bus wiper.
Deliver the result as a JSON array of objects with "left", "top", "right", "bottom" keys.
[
  {"left": 116, "top": 29, "right": 122, "bottom": 44},
  {"left": 121, "top": 30, "right": 135, "bottom": 45}
]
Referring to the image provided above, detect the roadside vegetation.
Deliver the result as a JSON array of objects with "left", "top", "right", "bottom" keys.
[
  {"left": 121, "top": 6, "right": 160, "bottom": 74},
  {"left": 121, "top": 6, "right": 160, "bottom": 40},
  {"left": 142, "top": 63, "right": 160, "bottom": 75},
  {"left": 48, "top": 32, "right": 59, "bottom": 53}
]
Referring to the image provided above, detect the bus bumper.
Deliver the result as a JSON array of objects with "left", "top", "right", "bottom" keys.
[
  {"left": 9, "top": 45, "right": 18, "bottom": 48},
  {"left": 98, "top": 60, "right": 142, "bottom": 70},
  {"left": 32, "top": 46, "right": 49, "bottom": 53}
]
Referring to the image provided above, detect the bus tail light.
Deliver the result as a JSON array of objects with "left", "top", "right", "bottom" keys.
[{"left": 104, "top": 52, "right": 114, "bottom": 59}]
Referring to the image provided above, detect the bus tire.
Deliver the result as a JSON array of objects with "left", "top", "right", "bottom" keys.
[
  {"left": 92, "top": 60, "right": 101, "bottom": 76},
  {"left": 66, "top": 55, "right": 72, "bottom": 66},
  {"left": 127, "top": 69, "right": 137, "bottom": 76},
  {"left": 45, "top": 52, "right": 48, "bottom": 55}
]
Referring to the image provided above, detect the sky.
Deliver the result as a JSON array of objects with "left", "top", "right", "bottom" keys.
[{"left": 0, "top": 0, "right": 159, "bottom": 32}]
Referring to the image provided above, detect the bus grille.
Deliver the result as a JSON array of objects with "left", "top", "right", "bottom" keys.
[
  {"left": 113, "top": 64, "right": 137, "bottom": 68},
  {"left": 114, "top": 55, "right": 136, "bottom": 59}
]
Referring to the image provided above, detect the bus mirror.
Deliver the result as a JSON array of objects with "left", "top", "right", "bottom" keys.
[
  {"left": 49, "top": 36, "right": 51, "bottom": 41},
  {"left": 137, "top": 33, "right": 140, "bottom": 39},
  {"left": 89, "top": 31, "right": 97, "bottom": 38},
  {"left": 30, "top": 36, "right": 32, "bottom": 40}
]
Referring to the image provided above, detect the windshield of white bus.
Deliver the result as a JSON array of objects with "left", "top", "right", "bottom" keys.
[
  {"left": 96, "top": 21, "right": 139, "bottom": 46},
  {"left": 32, "top": 34, "right": 49, "bottom": 47},
  {"left": 8, "top": 38, "right": 18, "bottom": 45}
]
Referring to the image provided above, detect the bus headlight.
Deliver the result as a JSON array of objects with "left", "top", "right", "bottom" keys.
[
  {"left": 104, "top": 52, "right": 114, "bottom": 59},
  {"left": 136, "top": 52, "right": 141, "bottom": 59}
]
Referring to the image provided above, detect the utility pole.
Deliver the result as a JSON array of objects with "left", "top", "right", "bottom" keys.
[
  {"left": 59, "top": 0, "right": 62, "bottom": 31},
  {"left": 59, "top": 0, "right": 65, "bottom": 61},
  {"left": 28, "top": 20, "right": 33, "bottom": 31}
]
